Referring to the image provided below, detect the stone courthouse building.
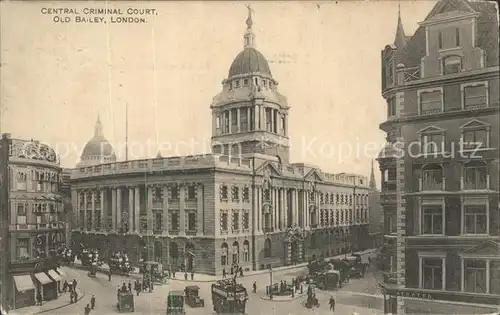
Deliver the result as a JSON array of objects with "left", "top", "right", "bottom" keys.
[{"left": 70, "top": 10, "right": 373, "bottom": 275}]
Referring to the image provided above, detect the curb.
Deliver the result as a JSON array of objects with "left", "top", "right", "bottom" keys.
[
  {"left": 34, "top": 290, "right": 86, "bottom": 315},
  {"left": 259, "top": 292, "right": 307, "bottom": 302}
]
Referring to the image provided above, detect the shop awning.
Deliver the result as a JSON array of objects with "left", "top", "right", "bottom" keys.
[
  {"left": 13, "top": 275, "right": 35, "bottom": 292},
  {"left": 56, "top": 267, "right": 66, "bottom": 277},
  {"left": 34, "top": 272, "right": 53, "bottom": 285},
  {"left": 47, "top": 270, "right": 62, "bottom": 282}
]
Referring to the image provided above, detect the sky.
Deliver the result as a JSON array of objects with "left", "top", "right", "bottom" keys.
[{"left": 0, "top": 0, "right": 437, "bottom": 185}]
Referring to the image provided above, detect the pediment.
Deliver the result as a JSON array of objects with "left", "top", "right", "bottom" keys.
[
  {"left": 304, "top": 169, "right": 323, "bottom": 182},
  {"left": 462, "top": 240, "right": 500, "bottom": 257},
  {"left": 418, "top": 125, "right": 445, "bottom": 134},
  {"left": 256, "top": 161, "right": 281, "bottom": 178},
  {"left": 424, "top": 0, "right": 475, "bottom": 21},
  {"left": 461, "top": 119, "right": 489, "bottom": 129}
]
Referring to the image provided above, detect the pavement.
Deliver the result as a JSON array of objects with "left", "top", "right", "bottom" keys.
[
  {"left": 8, "top": 289, "right": 85, "bottom": 315},
  {"left": 5, "top": 248, "right": 381, "bottom": 315}
]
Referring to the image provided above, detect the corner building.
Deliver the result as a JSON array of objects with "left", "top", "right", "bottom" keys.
[
  {"left": 378, "top": 0, "right": 499, "bottom": 313},
  {"left": 0, "top": 134, "right": 66, "bottom": 310},
  {"left": 70, "top": 11, "right": 373, "bottom": 275}
]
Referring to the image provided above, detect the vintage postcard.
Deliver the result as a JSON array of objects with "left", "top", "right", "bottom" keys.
[{"left": 0, "top": 0, "right": 499, "bottom": 314}]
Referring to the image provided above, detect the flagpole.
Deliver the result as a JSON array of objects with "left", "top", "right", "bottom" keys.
[{"left": 125, "top": 102, "right": 128, "bottom": 161}]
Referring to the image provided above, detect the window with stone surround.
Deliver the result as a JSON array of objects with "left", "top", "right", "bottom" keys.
[
  {"left": 232, "top": 242, "right": 239, "bottom": 264},
  {"left": 464, "top": 84, "right": 487, "bottom": 109},
  {"left": 187, "top": 212, "right": 196, "bottom": 231},
  {"left": 154, "top": 212, "right": 162, "bottom": 231},
  {"left": 464, "top": 259, "right": 486, "bottom": 293},
  {"left": 422, "top": 205, "right": 443, "bottom": 235},
  {"left": 335, "top": 211, "right": 339, "bottom": 225},
  {"left": 171, "top": 212, "right": 179, "bottom": 231},
  {"left": 462, "top": 129, "right": 488, "bottom": 150},
  {"left": 153, "top": 186, "right": 163, "bottom": 202},
  {"left": 320, "top": 192, "right": 324, "bottom": 204},
  {"left": 16, "top": 239, "right": 29, "bottom": 260},
  {"left": 232, "top": 210, "right": 240, "bottom": 231},
  {"left": 242, "top": 211, "right": 249, "bottom": 230},
  {"left": 221, "top": 243, "right": 228, "bottom": 266},
  {"left": 242, "top": 187, "right": 250, "bottom": 202},
  {"left": 231, "top": 186, "right": 239, "bottom": 201},
  {"left": 490, "top": 261, "right": 500, "bottom": 295},
  {"left": 419, "top": 90, "right": 442, "bottom": 115},
  {"left": 348, "top": 209, "right": 353, "bottom": 223},
  {"left": 264, "top": 238, "right": 271, "bottom": 258},
  {"left": 187, "top": 185, "right": 196, "bottom": 200},
  {"left": 243, "top": 241, "right": 249, "bottom": 262},
  {"left": 16, "top": 171, "right": 27, "bottom": 191},
  {"left": 422, "top": 258, "right": 443, "bottom": 290},
  {"left": 464, "top": 205, "right": 487, "bottom": 234},
  {"left": 170, "top": 186, "right": 179, "bottom": 200},
  {"left": 320, "top": 209, "right": 325, "bottom": 226},
  {"left": 17, "top": 203, "right": 27, "bottom": 227},
  {"left": 221, "top": 211, "right": 229, "bottom": 232},
  {"left": 240, "top": 108, "right": 248, "bottom": 132},
  {"left": 336, "top": 194, "right": 339, "bottom": 204},
  {"left": 330, "top": 194, "right": 334, "bottom": 204},
  {"left": 220, "top": 185, "right": 228, "bottom": 201}
]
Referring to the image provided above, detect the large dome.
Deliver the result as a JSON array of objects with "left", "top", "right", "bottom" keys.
[
  {"left": 81, "top": 137, "right": 115, "bottom": 158},
  {"left": 228, "top": 47, "right": 272, "bottom": 78}
]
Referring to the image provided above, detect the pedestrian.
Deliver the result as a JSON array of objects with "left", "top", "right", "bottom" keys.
[
  {"left": 252, "top": 281, "right": 257, "bottom": 293},
  {"left": 36, "top": 292, "right": 42, "bottom": 306},
  {"left": 184, "top": 272, "right": 188, "bottom": 280},
  {"left": 239, "top": 266, "right": 243, "bottom": 277},
  {"left": 63, "top": 280, "right": 68, "bottom": 293},
  {"left": 68, "top": 282, "right": 73, "bottom": 293},
  {"left": 329, "top": 296, "right": 336, "bottom": 312},
  {"left": 84, "top": 303, "right": 91, "bottom": 315},
  {"left": 128, "top": 281, "right": 132, "bottom": 293},
  {"left": 222, "top": 268, "right": 226, "bottom": 278},
  {"left": 108, "top": 270, "right": 112, "bottom": 282},
  {"left": 191, "top": 271, "right": 194, "bottom": 280},
  {"left": 70, "top": 291, "right": 74, "bottom": 303},
  {"left": 90, "top": 294, "right": 96, "bottom": 310},
  {"left": 172, "top": 268, "right": 176, "bottom": 278},
  {"left": 74, "top": 290, "right": 79, "bottom": 303},
  {"left": 73, "top": 279, "right": 78, "bottom": 290}
]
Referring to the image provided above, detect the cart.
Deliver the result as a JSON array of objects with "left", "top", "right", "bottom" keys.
[
  {"left": 184, "top": 286, "right": 204, "bottom": 307},
  {"left": 143, "top": 261, "right": 169, "bottom": 284},
  {"left": 117, "top": 291, "right": 135, "bottom": 312},
  {"left": 166, "top": 291, "right": 185, "bottom": 314}
]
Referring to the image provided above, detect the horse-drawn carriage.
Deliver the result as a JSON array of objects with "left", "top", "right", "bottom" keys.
[
  {"left": 109, "top": 252, "right": 133, "bottom": 275},
  {"left": 117, "top": 291, "right": 135, "bottom": 312},
  {"left": 142, "top": 261, "right": 169, "bottom": 284}
]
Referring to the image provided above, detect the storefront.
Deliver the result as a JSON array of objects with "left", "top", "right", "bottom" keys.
[
  {"left": 12, "top": 274, "right": 36, "bottom": 309},
  {"left": 33, "top": 272, "right": 57, "bottom": 301},
  {"left": 47, "top": 269, "right": 62, "bottom": 294}
]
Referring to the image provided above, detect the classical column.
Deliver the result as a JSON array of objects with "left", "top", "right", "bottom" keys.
[
  {"left": 116, "top": 187, "right": 122, "bottom": 230},
  {"left": 180, "top": 184, "right": 186, "bottom": 235},
  {"left": 294, "top": 189, "right": 299, "bottom": 225},
  {"left": 91, "top": 190, "right": 96, "bottom": 231},
  {"left": 134, "top": 187, "right": 140, "bottom": 233},
  {"left": 284, "top": 114, "right": 288, "bottom": 136},
  {"left": 283, "top": 189, "right": 288, "bottom": 228},
  {"left": 253, "top": 186, "right": 258, "bottom": 233},
  {"left": 290, "top": 189, "right": 296, "bottom": 225},
  {"left": 236, "top": 108, "right": 241, "bottom": 132},
  {"left": 162, "top": 185, "right": 169, "bottom": 235},
  {"left": 261, "top": 106, "right": 266, "bottom": 130},
  {"left": 111, "top": 188, "right": 117, "bottom": 231},
  {"left": 100, "top": 189, "right": 105, "bottom": 231},
  {"left": 197, "top": 183, "right": 204, "bottom": 235},
  {"left": 257, "top": 187, "right": 262, "bottom": 232},
  {"left": 147, "top": 185, "right": 153, "bottom": 234},
  {"left": 279, "top": 189, "right": 284, "bottom": 230},
  {"left": 228, "top": 110, "right": 232, "bottom": 133},
  {"left": 128, "top": 187, "right": 134, "bottom": 232},
  {"left": 247, "top": 107, "right": 251, "bottom": 131},
  {"left": 273, "top": 188, "right": 278, "bottom": 230},
  {"left": 212, "top": 114, "right": 216, "bottom": 135}
]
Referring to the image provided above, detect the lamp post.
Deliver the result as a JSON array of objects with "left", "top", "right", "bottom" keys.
[{"left": 269, "top": 266, "right": 273, "bottom": 300}]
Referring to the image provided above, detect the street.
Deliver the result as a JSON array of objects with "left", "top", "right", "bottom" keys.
[{"left": 9, "top": 264, "right": 384, "bottom": 315}]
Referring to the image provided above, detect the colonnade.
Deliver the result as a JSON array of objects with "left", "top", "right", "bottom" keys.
[{"left": 74, "top": 183, "right": 204, "bottom": 236}]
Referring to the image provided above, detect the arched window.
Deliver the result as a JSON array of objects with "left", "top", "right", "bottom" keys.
[
  {"left": 243, "top": 240, "right": 250, "bottom": 262},
  {"left": 422, "top": 164, "right": 443, "bottom": 191},
  {"left": 221, "top": 243, "right": 228, "bottom": 266},
  {"left": 264, "top": 238, "right": 271, "bottom": 258},
  {"left": 443, "top": 56, "right": 462, "bottom": 75},
  {"left": 232, "top": 241, "right": 239, "bottom": 264},
  {"left": 464, "top": 161, "right": 487, "bottom": 190}
]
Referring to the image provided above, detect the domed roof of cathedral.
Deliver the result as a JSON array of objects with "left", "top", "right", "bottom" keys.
[
  {"left": 228, "top": 47, "right": 272, "bottom": 78},
  {"left": 81, "top": 115, "right": 115, "bottom": 159}
]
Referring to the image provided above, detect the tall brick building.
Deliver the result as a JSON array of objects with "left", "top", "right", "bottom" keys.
[
  {"left": 70, "top": 9, "right": 374, "bottom": 275},
  {"left": 378, "top": 0, "right": 499, "bottom": 313}
]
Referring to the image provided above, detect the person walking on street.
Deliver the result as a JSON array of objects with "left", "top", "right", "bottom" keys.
[
  {"left": 108, "top": 271, "right": 112, "bottom": 282},
  {"left": 191, "top": 272, "right": 194, "bottom": 280},
  {"left": 128, "top": 281, "right": 132, "bottom": 293},
  {"left": 90, "top": 295, "right": 96, "bottom": 310},
  {"left": 252, "top": 281, "right": 257, "bottom": 293},
  {"left": 222, "top": 268, "right": 226, "bottom": 278},
  {"left": 84, "top": 303, "right": 91, "bottom": 315},
  {"left": 74, "top": 290, "right": 79, "bottom": 303},
  {"left": 73, "top": 279, "right": 78, "bottom": 291},
  {"left": 329, "top": 296, "right": 336, "bottom": 312}
]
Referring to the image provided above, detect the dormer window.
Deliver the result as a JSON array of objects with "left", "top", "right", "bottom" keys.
[
  {"left": 443, "top": 56, "right": 461, "bottom": 75},
  {"left": 235, "top": 80, "right": 240, "bottom": 88},
  {"left": 243, "top": 79, "right": 249, "bottom": 86}
]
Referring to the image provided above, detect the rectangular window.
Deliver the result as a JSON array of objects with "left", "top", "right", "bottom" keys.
[
  {"left": 422, "top": 258, "right": 443, "bottom": 290},
  {"left": 490, "top": 261, "right": 500, "bottom": 295},
  {"left": 188, "top": 213, "right": 196, "bottom": 231},
  {"left": 170, "top": 186, "right": 179, "bottom": 200},
  {"left": 456, "top": 28, "right": 460, "bottom": 46},
  {"left": 171, "top": 213, "right": 179, "bottom": 231},
  {"left": 221, "top": 212, "right": 228, "bottom": 231},
  {"left": 235, "top": 80, "right": 240, "bottom": 88},
  {"left": 243, "top": 79, "right": 249, "bottom": 86},
  {"left": 420, "top": 91, "right": 442, "bottom": 115},
  {"left": 463, "top": 129, "right": 488, "bottom": 150},
  {"left": 438, "top": 31, "right": 443, "bottom": 49},
  {"left": 464, "top": 85, "right": 487, "bottom": 108},
  {"left": 243, "top": 211, "right": 249, "bottom": 230},
  {"left": 265, "top": 108, "right": 272, "bottom": 132},
  {"left": 232, "top": 211, "right": 240, "bottom": 231},
  {"left": 421, "top": 134, "right": 444, "bottom": 154},
  {"left": 243, "top": 246, "right": 249, "bottom": 262},
  {"left": 464, "top": 163, "right": 487, "bottom": 189},
  {"left": 242, "top": 187, "right": 250, "bottom": 202},
  {"left": 464, "top": 205, "right": 487, "bottom": 234},
  {"left": 17, "top": 203, "right": 27, "bottom": 227},
  {"left": 16, "top": 239, "right": 29, "bottom": 260},
  {"left": 16, "top": 172, "right": 27, "bottom": 191},
  {"left": 187, "top": 186, "right": 196, "bottom": 200},
  {"left": 443, "top": 56, "right": 461, "bottom": 75},
  {"left": 387, "top": 98, "right": 396, "bottom": 117},
  {"left": 154, "top": 212, "right": 162, "bottom": 231},
  {"left": 422, "top": 205, "right": 443, "bottom": 235},
  {"left": 231, "top": 186, "right": 239, "bottom": 201},
  {"left": 216, "top": 116, "right": 221, "bottom": 129},
  {"left": 464, "top": 259, "right": 487, "bottom": 293}
]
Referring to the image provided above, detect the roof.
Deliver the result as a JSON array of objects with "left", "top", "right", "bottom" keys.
[
  {"left": 168, "top": 290, "right": 184, "bottom": 296},
  {"left": 185, "top": 285, "right": 200, "bottom": 290},
  {"left": 394, "top": 0, "right": 498, "bottom": 68},
  {"left": 228, "top": 47, "right": 272, "bottom": 78},
  {"left": 81, "top": 137, "right": 115, "bottom": 158}
]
